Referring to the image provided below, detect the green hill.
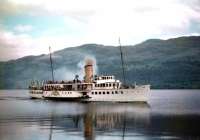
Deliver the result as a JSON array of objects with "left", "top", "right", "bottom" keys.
[{"left": 0, "top": 36, "right": 200, "bottom": 89}]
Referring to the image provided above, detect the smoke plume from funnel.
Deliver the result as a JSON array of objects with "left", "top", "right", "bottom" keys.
[
  {"left": 55, "top": 56, "right": 98, "bottom": 81},
  {"left": 77, "top": 56, "right": 98, "bottom": 78},
  {"left": 85, "top": 58, "right": 93, "bottom": 66}
]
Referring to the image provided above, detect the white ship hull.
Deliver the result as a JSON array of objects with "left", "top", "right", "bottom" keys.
[
  {"left": 42, "top": 90, "right": 83, "bottom": 100},
  {"left": 85, "top": 85, "right": 150, "bottom": 102},
  {"left": 29, "top": 85, "right": 150, "bottom": 102},
  {"left": 29, "top": 90, "right": 43, "bottom": 99}
]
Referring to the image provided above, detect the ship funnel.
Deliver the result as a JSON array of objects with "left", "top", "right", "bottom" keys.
[{"left": 84, "top": 58, "right": 93, "bottom": 83}]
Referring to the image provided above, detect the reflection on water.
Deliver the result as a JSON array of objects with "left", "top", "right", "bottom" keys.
[
  {"left": 83, "top": 103, "right": 150, "bottom": 140},
  {"left": 44, "top": 103, "right": 150, "bottom": 140},
  {"left": 0, "top": 90, "right": 200, "bottom": 140}
]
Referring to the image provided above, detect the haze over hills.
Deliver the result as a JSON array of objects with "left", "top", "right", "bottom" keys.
[{"left": 0, "top": 36, "right": 200, "bottom": 89}]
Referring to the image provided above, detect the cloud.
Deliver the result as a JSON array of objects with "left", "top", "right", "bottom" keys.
[
  {"left": 0, "top": 28, "right": 88, "bottom": 61},
  {"left": 0, "top": 29, "right": 35, "bottom": 60},
  {"left": 2, "top": 0, "right": 200, "bottom": 31},
  {"left": 0, "top": 0, "right": 200, "bottom": 61},
  {"left": 14, "top": 24, "right": 33, "bottom": 32},
  {"left": 0, "top": 0, "right": 95, "bottom": 18},
  {"left": 54, "top": 55, "right": 98, "bottom": 81}
]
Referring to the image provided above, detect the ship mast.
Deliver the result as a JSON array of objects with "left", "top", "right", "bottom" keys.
[
  {"left": 119, "top": 38, "right": 127, "bottom": 139},
  {"left": 118, "top": 38, "right": 126, "bottom": 86},
  {"left": 49, "top": 46, "right": 54, "bottom": 82}
]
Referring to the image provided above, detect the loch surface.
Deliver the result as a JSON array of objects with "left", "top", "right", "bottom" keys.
[{"left": 0, "top": 90, "right": 200, "bottom": 140}]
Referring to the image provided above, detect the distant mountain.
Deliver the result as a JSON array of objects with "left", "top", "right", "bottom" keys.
[{"left": 0, "top": 36, "right": 200, "bottom": 89}]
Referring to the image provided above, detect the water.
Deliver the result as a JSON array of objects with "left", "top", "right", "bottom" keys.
[{"left": 0, "top": 90, "right": 200, "bottom": 140}]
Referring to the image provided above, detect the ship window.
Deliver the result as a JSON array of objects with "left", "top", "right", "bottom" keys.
[
  {"left": 92, "top": 92, "right": 94, "bottom": 94},
  {"left": 113, "top": 83, "right": 115, "bottom": 87},
  {"left": 99, "top": 92, "right": 101, "bottom": 94},
  {"left": 103, "top": 91, "right": 105, "bottom": 94},
  {"left": 115, "top": 91, "right": 118, "bottom": 94},
  {"left": 95, "top": 92, "right": 97, "bottom": 95},
  {"left": 103, "top": 83, "right": 105, "bottom": 87},
  {"left": 107, "top": 91, "right": 109, "bottom": 94},
  {"left": 106, "top": 84, "right": 108, "bottom": 87},
  {"left": 109, "top": 83, "right": 111, "bottom": 87},
  {"left": 121, "top": 91, "right": 123, "bottom": 94},
  {"left": 112, "top": 91, "right": 114, "bottom": 94}
]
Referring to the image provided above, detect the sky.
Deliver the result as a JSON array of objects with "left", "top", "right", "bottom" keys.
[{"left": 0, "top": 0, "right": 200, "bottom": 61}]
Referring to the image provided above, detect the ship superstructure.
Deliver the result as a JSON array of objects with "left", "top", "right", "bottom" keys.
[{"left": 29, "top": 59, "right": 150, "bottom": 102}]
